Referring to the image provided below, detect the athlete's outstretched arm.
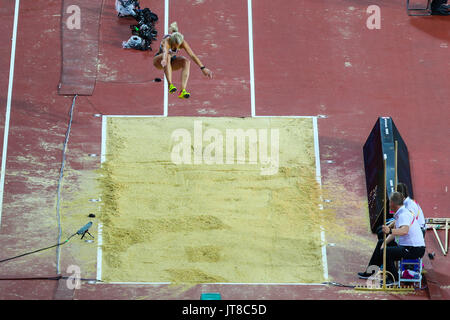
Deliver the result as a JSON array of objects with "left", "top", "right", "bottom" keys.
[{"left": 182, "top": 40, "right": 213, "bottom": 78}]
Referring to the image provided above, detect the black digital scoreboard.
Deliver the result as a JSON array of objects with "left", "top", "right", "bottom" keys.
[{"left": 363, "top": 117, "right": 414, "bottom": 233}]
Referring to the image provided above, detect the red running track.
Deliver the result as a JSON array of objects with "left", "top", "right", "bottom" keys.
[{"left": 0, "top": 0, "right": 448, "bottom": 299}]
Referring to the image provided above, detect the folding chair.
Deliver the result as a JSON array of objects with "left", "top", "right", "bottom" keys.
[
  {"left": 407, "top": 0, "right": 432, "bottom": 16},
  {"left": 398, "top": 258, "right": 423, "bottom": 288}
]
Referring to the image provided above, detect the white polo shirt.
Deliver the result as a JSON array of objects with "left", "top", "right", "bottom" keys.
[
  {"left": 394, "top": 205, "right": 425, "bottom": 247},
  {"left": 404, "top": 197, "right": 425, "bottom": 229}
]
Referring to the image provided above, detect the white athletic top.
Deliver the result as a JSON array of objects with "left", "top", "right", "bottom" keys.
[
  {"left": 395, "top": 205, "right": 425, "bottom": 247},
  {"left": 404, "top": 197, "right": 425, "bottom": 229}
]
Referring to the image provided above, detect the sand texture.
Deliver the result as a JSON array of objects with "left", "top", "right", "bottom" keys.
[{"left": 99, "top": 117, "right": 327, "bottom": 283}]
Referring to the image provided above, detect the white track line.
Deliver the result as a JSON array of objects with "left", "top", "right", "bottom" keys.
[
  {"left": 313, "top": 117, "right": 322, "bottom": 187},
  {"left": 0, "top": 0, "right": 20, "bottom": 228},
  {"left": 313, "top": 117, "right": 329, "bottom": 281},
  {"left": 163, "top": 0, "right": 169, "bottom": 117},
  {"left": 247, "top": 0, "right": 255, "bottom": 117}
]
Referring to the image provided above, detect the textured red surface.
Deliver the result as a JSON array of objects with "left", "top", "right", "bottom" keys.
[
  {"left": 0, "top": 0, "right": 448, "bottom": 300},
  {"left": 58, "top": 0, "right": 103, "bottom": 95}
]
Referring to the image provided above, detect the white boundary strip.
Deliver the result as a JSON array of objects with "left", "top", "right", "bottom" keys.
[
  {"left": 313, "top": 117, "right": 329, "bottom": 281},
  {"left": 163, "top": 0, "right": 169, "bottom": 117},
  {"left": 0, "top": 0, "right": 20, "bottom": 228},
  {"left": 247, "top": 0, "right": 255, "bottom": 117}
]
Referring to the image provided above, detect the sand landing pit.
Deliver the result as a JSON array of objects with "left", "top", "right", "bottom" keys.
[{"left": 99, "top": 117, "right": 326, "bottom": 283}]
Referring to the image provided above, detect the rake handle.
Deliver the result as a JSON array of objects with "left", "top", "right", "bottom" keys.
[{"left": 432, "top": 227, "right": 446, "bottom": 256}]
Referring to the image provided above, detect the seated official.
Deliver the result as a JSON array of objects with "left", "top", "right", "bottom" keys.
[
  {"left": 358, "top": 192, "right": 426, "bottom": 285},
  {"left": 375, "top": 182, "right": 426, "bottom": 240}
]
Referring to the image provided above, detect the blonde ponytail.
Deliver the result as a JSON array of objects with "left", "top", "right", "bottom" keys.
[
  {"left": 169, "top": 22, "right": 184, "bottom": 45},
  {"left": 169, "top": 22, "right": 179, "bottom": 33}
]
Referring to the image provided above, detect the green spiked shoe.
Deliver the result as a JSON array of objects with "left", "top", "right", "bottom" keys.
[
  {"left": 168, "top": 83, "right": 177, "bottom": 94},
  {"left": 178, "top": 89, "right": 190, "bottom": 99}
]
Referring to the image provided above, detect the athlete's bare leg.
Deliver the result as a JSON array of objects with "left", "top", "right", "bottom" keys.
[
  {"left": 170, "top": 56, "right": 190, "bottom": 91},
  {"left": 153, "top": 54, "right": 173, "bottom": 86}
]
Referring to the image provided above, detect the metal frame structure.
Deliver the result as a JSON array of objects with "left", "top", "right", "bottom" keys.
[{"left": 407, "top": 0, "right": 432, "bottom": 16}]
